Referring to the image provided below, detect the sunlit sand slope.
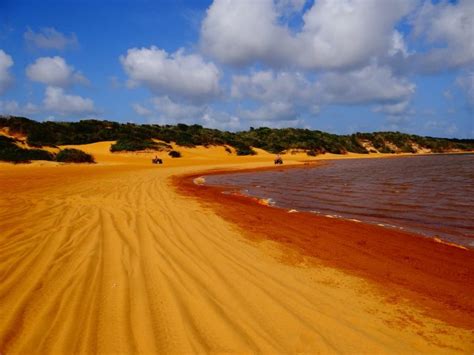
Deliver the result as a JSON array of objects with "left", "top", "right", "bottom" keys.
[{"left": 0, "top": 145, "right": 472, "bottom": 353}]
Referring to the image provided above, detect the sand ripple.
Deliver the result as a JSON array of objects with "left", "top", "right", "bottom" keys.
[{"left": 1, "top": 164, "right": 473, "bottom": 353}]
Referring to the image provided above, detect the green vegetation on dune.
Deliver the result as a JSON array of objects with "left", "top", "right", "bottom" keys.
[
  {"left": 0, "top": 135, "right": 55, "bottom": 163},
  {"left": 1, "top": 116, "right": 473, "bottom": 157},
  {"left": 110, "top": 138, "right": 172, "bottom": 152},
  {"left": 56, "top": 148, "right": 95, "bottom": 163},
  {"left": 355, "top": 131, "right": 473, "bottom": 154},
  {"left": 168, "top": 150, "right": 182, "bottom": 158},
  {"left": 0, "top": 134, "right": 94, "bottom": 164}
]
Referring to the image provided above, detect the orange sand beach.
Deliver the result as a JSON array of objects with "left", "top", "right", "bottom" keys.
[{"left": 1, "top": 142, "right": 473, "bottom": 353}]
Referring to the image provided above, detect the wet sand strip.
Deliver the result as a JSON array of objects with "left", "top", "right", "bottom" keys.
[{"left": 174, "top": 167, "right": 474, "bottom": 330}]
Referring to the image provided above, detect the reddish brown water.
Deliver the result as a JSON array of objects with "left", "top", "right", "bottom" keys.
[{"left": 206, "top": 155, "right": 474, "bottom": 248}]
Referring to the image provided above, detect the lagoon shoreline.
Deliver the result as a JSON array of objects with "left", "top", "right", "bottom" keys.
[{"left": 174, "top": 160, "right": 474, "bottom": 331}]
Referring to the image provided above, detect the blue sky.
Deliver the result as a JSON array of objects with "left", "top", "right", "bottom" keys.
[{"left": 0, "top": 0, "right": 472, "bottom": 138}]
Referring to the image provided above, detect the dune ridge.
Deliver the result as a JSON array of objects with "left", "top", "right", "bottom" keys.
[{"left": 1, "top": 144, "right": 473, "bottom": 353}]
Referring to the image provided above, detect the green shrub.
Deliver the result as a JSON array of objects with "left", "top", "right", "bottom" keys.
[
  {"left": 0, "top": 135, "right": 18, "bottom": 149},
  {"left": 0, "top": 136, "right": 54, "bottom": 163},
  {"left": 400, "top": 144, "right": 416, "bottom": 153},
  {"left": 266, "top": 143, "right": 286, "bottom": 154},
  {"left": 26, "top": 149, "right": 55, "bottom": 161},
  {"left": 236, "top": 146, "right": 256, "bottom": 156},
  {"left": 56, "top": 149, "right": 95, "bottom": 163},
  {"left": 110, "top": 138, "right": 162, "bottom": 152},
  {"left": 0, "top": 147, "right": 54, "bottom": 163},
  {"left": 155, "top": 142, "right": 173, "bottom": 151},
  {"left": 26, "top": 125, "right": 58, "bottom": 147},
  {"left": 0, "top": 147, "right": 30, "bottom": 163},
  {"left": 168, "top": 150, "right": 182, "bottom": 158},
  {"left": 380, "top": 146, "right": 394, "bottom": 154},
  {"left": 306, "top": 150, "right": 317, "bottom": 156}
]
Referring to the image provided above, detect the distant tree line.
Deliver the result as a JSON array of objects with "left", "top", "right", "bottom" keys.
[{"left": 1, "top": 116, "right": 473, "bottom": 158}]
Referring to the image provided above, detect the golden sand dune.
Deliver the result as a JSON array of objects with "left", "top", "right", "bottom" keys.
[{"left": 0, "top": 144, "right": 472, "bottom": 353}]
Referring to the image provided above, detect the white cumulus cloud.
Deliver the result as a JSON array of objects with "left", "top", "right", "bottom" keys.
[
  {"left": 133, "top": 96, "right": 206, "bottom": 120},
  {"left": 297, "top": 0, "right": 414, "bottom": 69},
  {"left": 43, "top": 86, "right": 95, "bottom": 115},
  {"left": 26, "top": 56, "right": 88, "bottom": 87},
  {"left": 232, "top": 70, "right": 316, "bottom": 122},
  {"left": 241, "top": 101, "right": 298, "bottom": 122},
  {"left": 201, "top": 109, "right": 241, "bottom": 131},
  {"left": 201, "top": 0, "right": 415, "bottom": 69},
  {"left": 412, "top": 0, "right": 474, "bottom": 71},
  {"left": 132, "top": 103, "right": 154, "bottom": 117},
  {"left": 133, "top": 96, "right": 240, "bottom": 130},
  {"left": 231, "top": 65, "right": 414, "bottom": 121},
  {"left": 388, "top": 30, "right": 410, "bottom": 58},
  {"left": 120, "top": 46, "right": 221, "bottom": 102},
  {"left": 457, "top": 72, "right": 474, "bottom": 108},
  {"left": 201, "top": 0, "right": 297, "bottom": 66},
  {"left": 24, "top": 27, "right": 78, "bottom": 50},
  {"left": 232, "top": 70, "right": 313, "bottom": 102},
  {"left": 373, "top": 100, "right": 412, "bottom": 117},
  {"left": 316, "top": 64, "right": 415, "bottom": 105},
  {"left": 0, "top": 49, "right": 14, "bottom": 95},
  {"left": 151, "top": 96, "right": 206, "bottom": 120},
  {"left": 0, "top": 100, "right": 39, "bottom": 116}
]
